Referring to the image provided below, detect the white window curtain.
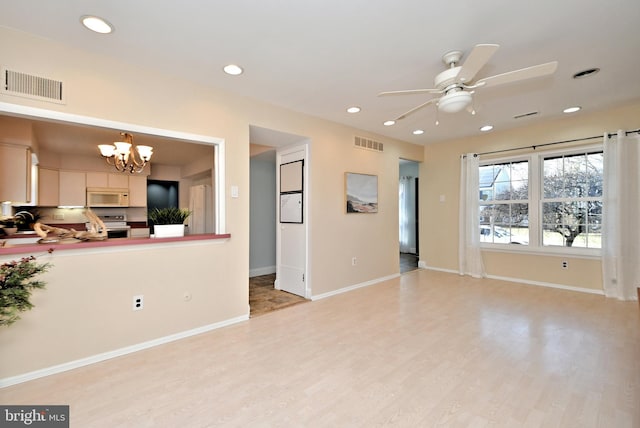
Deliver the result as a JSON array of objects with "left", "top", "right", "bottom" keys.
[
  {"left": 459, "top": 153, "right": 485, "bottom": 278},
  {"left": 399, "top": 176, "right": 414, "bottom": 253},
  {"left": 602, "top": 130, "right": 640, "bottom": 300}
]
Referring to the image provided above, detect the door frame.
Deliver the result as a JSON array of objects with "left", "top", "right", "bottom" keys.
[{"left": 275, "top": 142, "right": 310, "bottom": 298}]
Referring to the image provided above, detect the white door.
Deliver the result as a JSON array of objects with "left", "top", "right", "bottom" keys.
[{"left": 276, "top": 144, "right": 308, "bottom": 297}]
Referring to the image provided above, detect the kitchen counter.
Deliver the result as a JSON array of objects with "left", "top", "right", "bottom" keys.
[{"left": 0, "top": 233, "right": 231, "bottom": 256}]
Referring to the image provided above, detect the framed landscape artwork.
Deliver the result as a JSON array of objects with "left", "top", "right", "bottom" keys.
[{"left": 345, "top": 172, "right": 378, "bottom": 213}]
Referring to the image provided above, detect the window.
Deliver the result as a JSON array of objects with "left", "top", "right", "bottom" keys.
[
  {"left": 542, "top": 152, "right": 603, "bottom": 248},
  {"left": 479, "top": 160, "right": 529, "bottom": 245},
  {"left": 479, "top": 147, "right": 603, "bottom": 252}
]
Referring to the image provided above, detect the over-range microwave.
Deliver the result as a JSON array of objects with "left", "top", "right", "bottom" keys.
[{"left": 86, "top": 188, "right": 129, "bottom": 207}]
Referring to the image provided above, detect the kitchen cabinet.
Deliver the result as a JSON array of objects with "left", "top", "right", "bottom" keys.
[
  {"left": 85, "top": 172, "right": 129, "bottom": 189},
  {"left": 130, "top": 227, "right": 150, "bottom": 238},
  {"left": 0, "top": 144, "right": 32, "bottom": 203},
  {"left": 128, "top": 175, "right": 147, "bottom": 207},
  {"left": 85, "top": 172, "right": 107, "bottom": 188},
  {"left": 108, "top": 173, "right": 129, "bottom": 189},
  {"left": 58, "top": 171, "right": 86, "bottom": 206},
  {"left": 38, "top": 168, "right": 59, "bottom": 206}
]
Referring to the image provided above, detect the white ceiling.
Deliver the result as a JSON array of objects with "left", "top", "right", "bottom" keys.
[{"left": 1, "top": 0, "right": 640, "bottom": 146}]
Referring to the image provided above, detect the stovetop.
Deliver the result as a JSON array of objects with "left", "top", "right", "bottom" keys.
[{"left": 87, "top": 214, "right": 129, "bottom": 230}]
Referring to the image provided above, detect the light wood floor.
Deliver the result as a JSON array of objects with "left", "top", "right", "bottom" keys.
[{"left": 1, "top": 269, "right": 638, "bottom": 427}]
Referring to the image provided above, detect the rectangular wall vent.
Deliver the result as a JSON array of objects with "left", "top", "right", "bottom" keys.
[
  {"left": 1, "top": 67, "right": 65, "bottom": 104},
  {"left": 513, "top": 111, "right": 539, "bottom": 119},
  {"left": 354, "top": 136, "right": 384, "bottom": 152}
]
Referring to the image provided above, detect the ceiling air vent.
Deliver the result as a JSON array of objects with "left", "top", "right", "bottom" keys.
[
  {"left": 354, "top": 136, "right": 384, "bottom": 153},
  {"left": 513, "top": 111, "right": 539, "bottom": 119},
  {"left": 1, "top": 67, "right": 65, "bottom": 104}
]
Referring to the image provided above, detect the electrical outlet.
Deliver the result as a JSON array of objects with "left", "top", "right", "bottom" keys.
[
  {"left": 561, "top": 260, "right": 569, "bottom": 270},
  {"left": 133, "top": 295, "right": 144, "bottom": 311},
  {"left": 53, "top": 213, "right": 64, "bottom": 220},
  {"left": 352, "top": 257, "right": 357, "bottom": 266}
]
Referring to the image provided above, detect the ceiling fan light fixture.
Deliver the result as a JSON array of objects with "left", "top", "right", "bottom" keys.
[{"left": 437, "top": 90, "right": 472, "bottom": 113}]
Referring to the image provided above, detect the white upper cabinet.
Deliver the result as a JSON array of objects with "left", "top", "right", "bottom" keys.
[{"left": 0, "top": 144, "right": 32, "bottom": 203}]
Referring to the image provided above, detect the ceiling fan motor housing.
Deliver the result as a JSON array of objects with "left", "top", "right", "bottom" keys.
[{"left": 434, "top": 67, "right": 461, "bottom": 89}]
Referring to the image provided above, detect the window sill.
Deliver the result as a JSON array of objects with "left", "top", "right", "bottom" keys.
[{"left": 480, "top": 244, "right": 601, "bottom": 260}]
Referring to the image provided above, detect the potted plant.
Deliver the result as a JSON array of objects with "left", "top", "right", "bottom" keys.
[
  {"left": 148, "top": 207, "right": 192, "bottom": 238},
  {"left": 1, "top": 255, "right": 51, "bottom": 327}
]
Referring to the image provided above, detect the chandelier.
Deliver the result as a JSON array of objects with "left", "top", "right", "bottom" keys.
[{"left": 98, "top": 132, "right": 153, "bottom": 174}]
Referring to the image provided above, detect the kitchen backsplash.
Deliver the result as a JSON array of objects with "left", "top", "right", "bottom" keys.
[{"left": 35, "top": 207, "right": 148, "bottom": 224}]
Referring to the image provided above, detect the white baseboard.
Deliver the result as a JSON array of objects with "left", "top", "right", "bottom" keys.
[
  {"left": 249, "top": 265, "right": 276, "bottom": 277},
  {"left": 422, "top": 265, "right": 604, "bottom": 296},
  {"left": 422, "top": 263, "right": 458, "bottom": 274},
  {"left": 0, "top": 314, "right": 249, "bottom": 388},
  {"left": 310, "top": 274, "right": 400, "bottom": 301},
  {"left": 485, "top": 274, "right": 605, "bottom": 295}
]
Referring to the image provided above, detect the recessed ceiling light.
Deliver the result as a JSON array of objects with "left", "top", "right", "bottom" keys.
[
  {"left": 563, "top": 106, "right": 581, "bottom": 114},
  {"left": 413, "top": 129, "right": 424, "bottom": 135},
  {"left": 80, "top": 15, "right": 113, "bottom": 34},
  {"left": 480, "top": 125, "right": 494, "bottom": 132},
  {"left": 383, "top": 120, "right": 395, "bottom": 126},
  {"left": 223, "top": 64, "right": 244, "bottom": 76},
  {"left": 346, "top": 106, "right": 361, "bottom": 114},
  {"left": 572, "top": 68, "right": 600, "bottom": 79}
]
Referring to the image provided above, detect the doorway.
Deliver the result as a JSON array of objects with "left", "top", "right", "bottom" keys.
[
  {"left": 249, "top": 126, "right": 310, "bottom": 315},
  {"left": 399, "top": 159, "right": 419, "bottom": 273}
]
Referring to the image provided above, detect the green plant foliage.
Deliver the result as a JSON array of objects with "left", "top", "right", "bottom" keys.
[
  {"left": 0, "top": 256, "right": 51, "bottom": 327},
  {"left": 147, "top": 207, "right": 192, "bottom": 225}
]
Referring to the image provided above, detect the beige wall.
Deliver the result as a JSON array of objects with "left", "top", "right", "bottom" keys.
[
  {"left": 421, "top": 101, "right": 640, "bottom": 291},
  {"left": 0, "top": 27, "right": 423, "bottom": 379}
]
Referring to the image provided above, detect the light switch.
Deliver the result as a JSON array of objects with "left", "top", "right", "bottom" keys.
[
  {"left": 231, "top": 185, "right": 239, "bottom": 198},
  {"left": 439, "top": 194, "right": 446, "bottom": 203}
]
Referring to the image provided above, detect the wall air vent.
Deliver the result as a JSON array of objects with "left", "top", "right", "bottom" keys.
[
  {"left": 513, "top": 111, "right": 539, "bottom": 119},
  {"left": 354, "top": 136, "right": 384, "bottom": 152},
  {"left": 1, "top": 67, "right": 65, "bottom": 104}
]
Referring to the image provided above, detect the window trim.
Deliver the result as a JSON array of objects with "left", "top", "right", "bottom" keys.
[{"left": 478, "top": 143, "right": 603, "bottom": 256}]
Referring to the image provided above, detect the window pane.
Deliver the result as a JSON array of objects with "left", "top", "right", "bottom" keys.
[
  {"left": 494, "top": 181, "right": 511, "bottom": 200},
  {"left": 587, "top": 152, "right": 603, "bottom": 197},
  {"left": 543, "top": 157, "right": 563, "bottom": 198},
  {"left": 478, "top": 202, "right": 528, "bottom": 245},
  {"left": 479, "top": 205, "right": 494, "bottom": 226},
  {"left": 479, "top": 160, "right": 528, "bottom": 202}
]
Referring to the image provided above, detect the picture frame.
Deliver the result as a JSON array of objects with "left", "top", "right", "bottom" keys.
[
  {"left": 345, "top": 172, "right": 378, "bottom": 213},
  {"left": 280, "top": 160, "right": 304, "bottom": 223}
]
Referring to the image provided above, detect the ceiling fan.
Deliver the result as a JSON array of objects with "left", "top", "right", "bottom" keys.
[{"left": 379, "top": 44, "right": 558, "bottom": 121}]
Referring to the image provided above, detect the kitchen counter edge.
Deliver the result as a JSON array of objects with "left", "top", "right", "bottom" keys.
[{"left": 0, "top": 233, "right": 231, "bottom": 256}]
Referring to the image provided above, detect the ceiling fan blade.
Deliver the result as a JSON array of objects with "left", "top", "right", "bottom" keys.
[
  {"left": 378, "top": 88, "right": 442, "bottom": 97},
  {"left": 457, "top": 44, "right": 500, "bottom": 83},
  {"left": 394, "top": 98, "right": 439, "bottom": 121},
  {"left": 475, "top": 61, "right": 558, "bottom": 88}
]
